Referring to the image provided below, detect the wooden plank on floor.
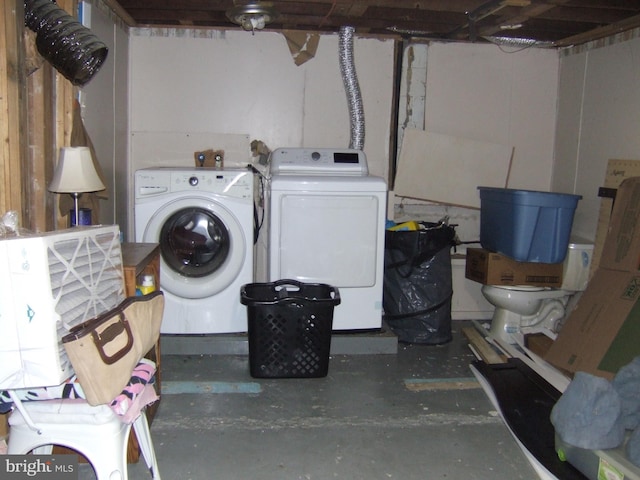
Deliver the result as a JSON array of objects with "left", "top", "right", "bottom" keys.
[
  {"left": 405, "top": 377, "right": 480, "bottom": 392},
  {"left": 462, "top": 326, "right": 507, "bottom": 364}
]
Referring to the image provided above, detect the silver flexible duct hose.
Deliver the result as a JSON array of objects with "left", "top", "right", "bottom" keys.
[
  {"left": 24, "top": 0, "right": 108, "bottom": 86},
  {"left": 338, "top": 26, "right": 365, "bottom": 150}
]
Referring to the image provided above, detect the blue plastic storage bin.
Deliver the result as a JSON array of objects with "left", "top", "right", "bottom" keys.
[{"left": 477, "top": 187, "right": 581, "bottom": 263}]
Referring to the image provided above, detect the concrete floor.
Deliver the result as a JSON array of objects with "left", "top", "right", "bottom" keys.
[{"left": 79, "top": 321, "right": 539, "bottom": 480}]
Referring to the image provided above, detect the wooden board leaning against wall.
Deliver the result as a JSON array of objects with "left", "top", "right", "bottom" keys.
[{"left": 1, "top": 0, "right": 77, "bottom": 234}]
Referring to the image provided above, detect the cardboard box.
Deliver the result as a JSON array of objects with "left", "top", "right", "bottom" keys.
[
  {"left": 465, "top": 247, "right": 563, "bottom": 287},
  {"left": 545, "top": 177, "right": 640, "bottom": 380}
]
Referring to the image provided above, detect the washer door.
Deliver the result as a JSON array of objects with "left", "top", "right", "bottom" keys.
[{"left": 142, "top": 196, "right": 246, "bottom": 299}]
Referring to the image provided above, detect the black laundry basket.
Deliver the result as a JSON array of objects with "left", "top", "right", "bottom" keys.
[{"left": 240, "top": 279, "right": 341, "bottom": 378}]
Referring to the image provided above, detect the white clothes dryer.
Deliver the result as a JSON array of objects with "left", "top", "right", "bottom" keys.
[
  {"left": 135, "top": 167, "right": 254, "bottom": 334},
  {"left": 268, "top": 148, "right": 387, "bottom": 330}
]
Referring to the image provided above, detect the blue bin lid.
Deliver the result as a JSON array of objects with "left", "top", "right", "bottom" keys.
[{"left": 477, "top": 186, "right": 581, "bottom": 208}]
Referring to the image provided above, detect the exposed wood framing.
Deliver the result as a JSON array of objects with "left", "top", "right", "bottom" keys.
[
  {"left": 102, "top": 0, "right": 136, "bottom": 27},
  {"left": 555, "top": 12, "right": 640, "bottom": 48},
  {"left": 1, "top": 0, "right": 77, "bottom": 232},
  {"left": 26, "top": 56, "right": 55, "bottom": 231},
  {"left": 1, "top": 1, "right": 26, "bottom": 222}
]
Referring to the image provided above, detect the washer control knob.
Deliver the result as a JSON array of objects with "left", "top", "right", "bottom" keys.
[
  {"left": 189, "top": 176, "right": 199, "bottom": 186},
  {"left": 311, "top": 151, "right": 321, "bottom": 161}
]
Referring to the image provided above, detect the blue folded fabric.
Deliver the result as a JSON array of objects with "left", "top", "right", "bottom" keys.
[
  {"left": 628, "top": 427, "right": 640, "bottom": 467},
  {"left": 612, "top": 356, "right": 640, "bottom": 430},
  {"left": 551, "top": 371, "right": 625, "bottom": 450}
]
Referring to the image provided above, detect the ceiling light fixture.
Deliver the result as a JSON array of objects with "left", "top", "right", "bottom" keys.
[
  {"left": 226, "top": 2, "right": 279, "bottom": 33},
  {"left": 500, "top": 23, "right": 523, "bottom": 30}
]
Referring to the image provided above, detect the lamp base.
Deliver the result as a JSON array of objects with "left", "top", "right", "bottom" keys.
[{"left": 69, "top": 208, "right": 92, "bottom": 227}]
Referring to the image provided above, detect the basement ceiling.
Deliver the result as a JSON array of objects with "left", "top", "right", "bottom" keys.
[{"left": 107, "top": 0, "right": 640, "bottom": 48}]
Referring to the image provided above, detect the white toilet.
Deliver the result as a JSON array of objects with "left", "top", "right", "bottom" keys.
[{"left": 481, "top": 241, "right": 593, "bottom": 343}]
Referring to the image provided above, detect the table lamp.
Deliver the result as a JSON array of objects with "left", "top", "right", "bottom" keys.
[{"left": 49, "top": 146, "right": 105, "bottom": 227}]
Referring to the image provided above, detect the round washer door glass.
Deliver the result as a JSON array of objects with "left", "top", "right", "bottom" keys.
[
  {"left": 160, "top": 207, "right": 230, "bottom": 278},
  {"left": 142, "top": 195, "right": 247, "bottom": 300}
]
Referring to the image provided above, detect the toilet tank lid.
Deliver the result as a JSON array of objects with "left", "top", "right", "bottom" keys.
[
  {"left": 568, "top": 236, "right": 593, "bottom": 249},
  {"left": 568, "top": 241, "right": 593, "bottom": 249}
]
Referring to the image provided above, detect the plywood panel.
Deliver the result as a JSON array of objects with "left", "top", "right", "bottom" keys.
[{"left": 394, "top": 129, "right": 513, "bottom": 208}]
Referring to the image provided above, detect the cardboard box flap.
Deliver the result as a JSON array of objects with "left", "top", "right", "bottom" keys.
[
  {"left": 599, "top": 176, "right": 640, "bottom": 272},
  {"left": 545, "top": 176, "right": 640, "bottom": 380},
  {"left": 544, "top": 270, "right": 640, "bottom": 380}
]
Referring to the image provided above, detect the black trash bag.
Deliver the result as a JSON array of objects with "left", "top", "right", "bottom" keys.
[{"left": 383, "top": 222, "right": 457, "bottom": 345}]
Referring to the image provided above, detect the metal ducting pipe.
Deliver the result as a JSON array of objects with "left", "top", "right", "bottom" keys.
[
  {"left": 24, "top": 0, "right": 108, "bottom": 86},
  {"left": 338, "top": 26, "right": 365, "bottom": 150}
]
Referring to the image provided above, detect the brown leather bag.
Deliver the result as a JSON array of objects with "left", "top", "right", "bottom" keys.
[{"left": 62, "top": 291, "right": 164, "bottom": 405}]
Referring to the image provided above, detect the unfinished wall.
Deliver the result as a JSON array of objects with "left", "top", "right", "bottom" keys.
[
  {"left": 553, "top": 30, "right": 640, "bottom": 242},
  {"left": 1, "top": 1, "right": 26, "bottom": 222},
  {"left": 392, "top": 41, "right": 560, "bottom": 246}
]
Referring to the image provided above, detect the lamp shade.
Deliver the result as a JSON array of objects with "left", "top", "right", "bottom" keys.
[{"left": 49, "top": 146, "right": 105, "bottom": 194}]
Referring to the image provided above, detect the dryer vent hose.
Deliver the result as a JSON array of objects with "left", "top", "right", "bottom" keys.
[
  {"left": 24, "top": 0, "right": 108, "bottom": 86},
  {"left": 338, "top": 26, "right": 365, "bottom": 151}
]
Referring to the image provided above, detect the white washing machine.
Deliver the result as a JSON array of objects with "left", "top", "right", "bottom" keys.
[
  {"left": 268, "top": 148, "right": 387, "bottom": 330},
  {"left": 135, "top": 167, "right": 254, "bottom": 334}
]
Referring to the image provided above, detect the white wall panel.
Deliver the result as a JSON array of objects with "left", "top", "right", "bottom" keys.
[
  {"left": 554, "top": 35, "right": 640, "bottom": 241},
  {"left": 423, "top": 41, "right": 559, "bottom": 193}
]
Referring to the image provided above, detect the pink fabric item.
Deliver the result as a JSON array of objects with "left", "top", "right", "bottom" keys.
[
  {"left": 114, "top": 383, "right": 159, "bottom": 424},
  {"left": 109, "top": 359, "right": 158, "bottom": 422}
]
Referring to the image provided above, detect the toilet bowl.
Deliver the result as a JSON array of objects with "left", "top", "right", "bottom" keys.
[
  {"left": 481, "top": 240, "right": 593, "bottom": 343},
  {"left": 481, "top": 285, "right": 570, "bottom": 341}
]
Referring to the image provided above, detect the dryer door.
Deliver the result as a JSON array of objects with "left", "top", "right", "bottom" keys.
[{"left": 142, "top": 196, "right": 247, "bottom": 299}]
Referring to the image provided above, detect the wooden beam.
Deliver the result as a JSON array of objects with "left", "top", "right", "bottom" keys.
[
  {"left": 555, "top": 12, "right": 640, "bottom": 48},
  {"left": 102, "top": 0, "right": 137, "bottom": 26},
  {"left": 475, "top": 0, "right": 573, "bottom": 40},
  {"left": 26, "top": 61, "right": 55, "bottom": 231},
  {"left": 1, "top": 0, "right": 26, "bottom": 221}
]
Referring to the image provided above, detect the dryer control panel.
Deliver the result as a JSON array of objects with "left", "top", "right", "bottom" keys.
[{"left": 269, "top": 148, "right": 368, "bottom": 176}]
